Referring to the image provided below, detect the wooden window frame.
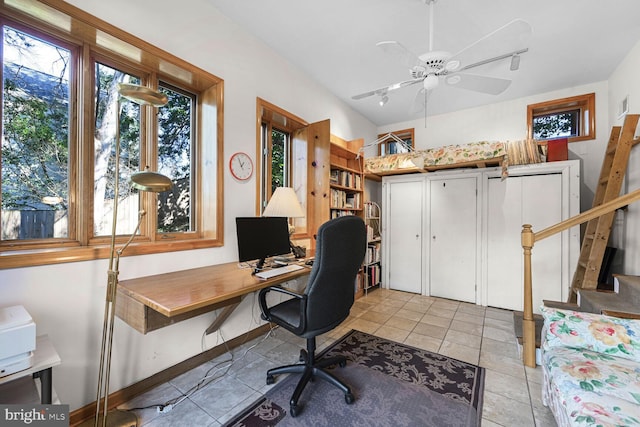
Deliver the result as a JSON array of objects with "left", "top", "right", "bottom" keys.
[
  {"left": 256, "top": 98, "right": 310, "bottom": 238},
  {"left": 377, "top": 128, "right": 415, "bottom": 156},
  {"left": 0, "top": 0, "right": 224, "bottom": 269},
  {"left": 527, "top": 93, "right": 595, "bottom": 143}
]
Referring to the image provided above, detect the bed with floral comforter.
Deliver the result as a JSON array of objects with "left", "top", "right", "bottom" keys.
[
  {"left": 540, "top": 306, "right": 640, "bottom": 426},
  {"left": 364, "top": 139, "right": 540, "bottom": 179}
]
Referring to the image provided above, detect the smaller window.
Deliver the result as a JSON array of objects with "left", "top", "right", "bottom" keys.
[
  {"left": 378, "top": 128, "right": 414, "bottom": 156},
  {"left": 527, "top": 93, "right": 595, "bottom": 142}
]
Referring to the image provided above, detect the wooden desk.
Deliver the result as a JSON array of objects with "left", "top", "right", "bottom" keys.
[{"left": 116, "top": 262, "right": 310, "bottom": 334}]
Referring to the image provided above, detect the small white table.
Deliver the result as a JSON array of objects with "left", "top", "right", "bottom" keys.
[{"left": 0, "top": 335, "right": 61, "bottom": 404}]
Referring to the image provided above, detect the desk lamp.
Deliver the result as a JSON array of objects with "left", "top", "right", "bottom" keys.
[
  {"left": 92, "top": 84, "right": 172, "bottom": 427},
  {"left": 262, "top": 187, "right": 305, "bottom": 257}
]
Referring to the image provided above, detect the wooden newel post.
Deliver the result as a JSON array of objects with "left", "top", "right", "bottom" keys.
[{"left": 521, "top": 224, "right": 536, "bottom": 368}]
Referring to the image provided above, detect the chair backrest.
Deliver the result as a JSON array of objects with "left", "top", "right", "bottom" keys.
[{"left": 304, "top": 216, "right": 367, "bottom": 335}]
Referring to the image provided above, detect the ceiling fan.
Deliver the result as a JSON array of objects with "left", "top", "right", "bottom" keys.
[{"left": 352, "top": 0, "right": 532, "bottom": 111}]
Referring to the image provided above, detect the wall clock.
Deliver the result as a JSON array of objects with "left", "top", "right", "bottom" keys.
[{"left": 229, "top": 152, "right": 253, "bottom": 181}]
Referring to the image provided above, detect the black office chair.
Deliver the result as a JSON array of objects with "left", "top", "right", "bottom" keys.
[{"left": 258, "top": 215, "right": 367, "bottom": 417}]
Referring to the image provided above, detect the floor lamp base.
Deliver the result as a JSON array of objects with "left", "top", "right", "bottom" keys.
[{"left": 78, "top": 409, "right": 137, "bottom": 427}]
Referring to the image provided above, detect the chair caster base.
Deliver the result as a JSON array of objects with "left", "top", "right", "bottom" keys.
[
  {"left": 266, "top": 374, "right": 275, "bottom": 385},
  {"left": 345, "top": 392, "right": 355, "bottom": 404},
  {"left": 290, "top": 403, "right": 301, "bottom": 417}
]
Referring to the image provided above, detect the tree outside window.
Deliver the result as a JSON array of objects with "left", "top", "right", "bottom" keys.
[
  {"left": 0, "top": 6, "right": 222, "bottom": 266},
  {"left": 2, "top": 26, "right": 70, "bottom": 240},
  {"left": 527, "top": 93, "right": 595, "bottom": 143}
]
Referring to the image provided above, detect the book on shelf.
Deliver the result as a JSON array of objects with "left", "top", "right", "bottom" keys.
[
  {"left": 331, "top": 189, "right": 360, "bottom": 210},
  {"left": 331, "top": 210, "right": 355, "bottom": 219},
  {"left": 364, "top": 264, "right": 380, "bottom": 288},
  {"left": 365, "top": 243, "right": 380, "bottom": 264},
  {"left": 330, "top": 169, "right": 362, "bottom": 190}
]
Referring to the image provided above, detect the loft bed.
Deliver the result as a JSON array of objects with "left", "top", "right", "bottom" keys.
[{"left": 363, "top": 139, "right": 541, "bottom": 179}]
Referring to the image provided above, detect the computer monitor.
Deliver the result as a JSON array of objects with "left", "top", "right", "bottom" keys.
[{"left": 235, "top": 216, "right": 291, "bottom": 274}]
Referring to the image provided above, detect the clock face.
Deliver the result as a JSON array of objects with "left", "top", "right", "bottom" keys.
[{"left": 229, "top": 152, "right": 253, "bottom": 181}]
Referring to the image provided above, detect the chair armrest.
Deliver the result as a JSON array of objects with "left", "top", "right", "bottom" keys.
[{"left": 258, "top": 285, "right": 306, "bottom": 322}]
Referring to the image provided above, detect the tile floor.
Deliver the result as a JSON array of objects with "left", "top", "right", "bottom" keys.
[{"left": 120, "top": 288, "right": 557, "bottom": 426}]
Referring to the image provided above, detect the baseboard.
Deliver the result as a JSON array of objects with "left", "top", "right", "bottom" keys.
[{"left": 70, "top": 324, "right": 272, "bottom": 426}]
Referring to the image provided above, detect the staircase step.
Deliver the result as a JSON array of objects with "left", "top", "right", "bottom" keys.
[
  {"left": 541, "top": 300, "right": 581, "bottom": 311},
  {"left": 577, "top": 288, "right": 640, "bottom": 315},
  {"left": 614, "top": 275, "right": 640, "bottom": 304}
]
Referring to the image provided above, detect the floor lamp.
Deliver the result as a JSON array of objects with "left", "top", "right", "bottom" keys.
[{"left": 91, "top": 84, "right": 172, "bottom": 427}]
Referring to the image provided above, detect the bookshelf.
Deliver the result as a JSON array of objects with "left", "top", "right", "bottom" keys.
[
  {"left": 329, "top": 136, "right": 365, "bottom": 298},
  {"left": 329, "top": 141, "right": 364, "bottom": 220},
  {"left": 364, "top": 201, "right": 381, "bottom": 292}
]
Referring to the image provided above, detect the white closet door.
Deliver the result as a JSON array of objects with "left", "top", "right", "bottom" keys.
[
  {"left": 386, "top": 179, "right": 423, "bottom": 294},
  {"left": 486, "top": 177, "right": 524, "bottom": 310},
  {"left": 525, "top": 174, "right": 563, "bottom": 311},
  {"left": 486, "top": 174, "right": 563, "bottom": 311},
  {"left": 429, "top": 177, "right": 477, "bottom": 303}
]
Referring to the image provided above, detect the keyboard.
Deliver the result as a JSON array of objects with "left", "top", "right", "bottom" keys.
[{"left": 255, "top": 264, "right": 304, "bottom": 279}]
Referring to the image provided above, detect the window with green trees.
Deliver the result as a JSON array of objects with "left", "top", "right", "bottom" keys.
[
  {"left": 0, "top": 1, "right": 222, "bottom": 267},
  {"left": 527, "top": 93, "right": 595, "bottom": 142},
  {"left": 2, "top": 27, "right": 70, "bottom": 241}
]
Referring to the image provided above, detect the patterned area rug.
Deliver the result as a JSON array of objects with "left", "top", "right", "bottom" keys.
[{"left": 224, "top": 330, "right": 485, "bottom": 427}]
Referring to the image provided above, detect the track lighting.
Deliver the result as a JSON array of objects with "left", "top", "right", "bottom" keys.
[
  {"left": 379, "top": 95, "right": 389, "bottom": 107},
  {"left": 510, "top": 53, "right": 521, "bottom": 71}
]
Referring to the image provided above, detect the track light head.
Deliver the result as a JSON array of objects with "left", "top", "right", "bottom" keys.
[
  {"left": 510, "top": 54, "right": 521, "bottom": 71},
  {"left": 379, "top": 95, "right": 389, "bottom": 107}
]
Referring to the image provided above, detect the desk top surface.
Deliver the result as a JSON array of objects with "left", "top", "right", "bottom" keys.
[
  {"left": 0, "top": 335, "right": 61, "bottom": 385},
  {"left": 117, "top": 261, "right": 311, "bottom": 317}
]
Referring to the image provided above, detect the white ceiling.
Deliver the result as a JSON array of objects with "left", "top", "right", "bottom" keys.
[{"left": 208, "top": 0, "right": 640, "bottom": 126}]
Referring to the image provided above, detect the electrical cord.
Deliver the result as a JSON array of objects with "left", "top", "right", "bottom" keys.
[{"left": 123, "top": 312, "right": 277, "bottom": 414}]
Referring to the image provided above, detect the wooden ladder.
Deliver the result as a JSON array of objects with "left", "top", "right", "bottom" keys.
[{"left": 569, "top": 113, "right": 640, "bottom": 302}]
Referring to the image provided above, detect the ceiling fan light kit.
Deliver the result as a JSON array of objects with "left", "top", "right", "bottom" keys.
[{"left": 352, "top": 0, "right": 532, "bottom": 113}]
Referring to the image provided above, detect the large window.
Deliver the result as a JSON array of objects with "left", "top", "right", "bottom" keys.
[
  {"left": 0, "top": 1, "right": 223, "bottom": 268},
  {"left": 527, "top": 93, "right": 595, "bottom": 142},
  {"left": 2, "top": 26, "right": 71, "bottom": 241}
]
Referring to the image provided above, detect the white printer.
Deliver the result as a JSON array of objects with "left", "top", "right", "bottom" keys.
[{"left": 0, "top": 305, "right": 35, "bottom": 377}]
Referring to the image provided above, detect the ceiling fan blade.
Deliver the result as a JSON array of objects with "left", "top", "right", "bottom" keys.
[
  {"left": 445, "top": 73, "right": 511, "bottom": 95},
  {"left": 351, "top": 78, "right": 423, "bottom": 100},
  {"left": 376, "top": 41, "right": 424, "bottom": 69},
  {"left": 410, "top": 88, "right": 429, "bottom": 114},
  {"left": 448, "top": 19, "right": 532, "bottom": 71}
]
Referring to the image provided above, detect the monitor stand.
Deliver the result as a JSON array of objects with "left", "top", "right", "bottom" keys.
[{"left": 252, "top": 258, "right": 266, "bottom": 275}]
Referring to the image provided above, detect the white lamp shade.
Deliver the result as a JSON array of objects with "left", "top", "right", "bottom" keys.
[{"left": 263, "top": 187, "right": 305, "bottom": 218}]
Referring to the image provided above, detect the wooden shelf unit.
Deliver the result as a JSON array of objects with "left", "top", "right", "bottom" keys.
[
  {"left": 329, "top": 135, "right": 365, "bottom": 298},
  {"left": 364, "top": 201, "right": 382, "bottom": 292},
  {"left": 329, "top": 138, "right": 364, "bottom": 220}
]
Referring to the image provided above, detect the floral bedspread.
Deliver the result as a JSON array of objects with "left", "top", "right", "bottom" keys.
[
  {"left": 364, "top": 139, "right": 541, "bottom": 178},
  {"left": 540, "top": 306, "right": 640, "bottom": 426}
]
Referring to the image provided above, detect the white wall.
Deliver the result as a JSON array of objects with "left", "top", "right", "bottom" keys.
[
  {"left": 378, "top": 81, "right": 610, "bottom": 211},
  {"left": 609, "top": 39, "right": 640, "bottom": 274},
  {"left": 0, "top": 0, "right": 377, "bottom": 412}
]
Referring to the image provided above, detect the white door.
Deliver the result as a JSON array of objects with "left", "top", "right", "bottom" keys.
[
  {"left": 486, "top": 174, "right": 563, "bottom": 311},
  {"left": 524, "top": 174, "right": 563, "bottom": 311},
  {"left": 429, "top": 177, "right": 477, "bottom": 303},
  {"left": 486, "top": 176, "right": 523, "bottom": 310},
  {"left": 386, "top": 179, "right": 423, "bottom": 293}
]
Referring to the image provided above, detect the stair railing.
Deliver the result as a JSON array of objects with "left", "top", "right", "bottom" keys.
[{"left": 521, "top": 187, "right": 640, "bottom": 367}]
